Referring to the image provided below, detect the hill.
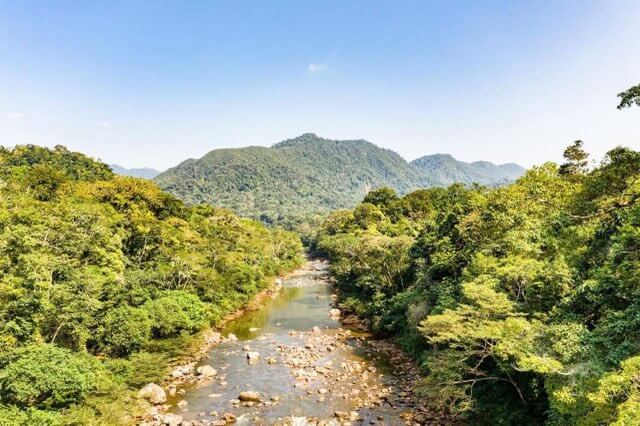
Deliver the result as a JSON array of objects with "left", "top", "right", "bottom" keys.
[
  {"left": 109, "top": 164, "right": 160, "bottom": 179},
  {"left": 411, "top": 153, "right": 524, "bottom": 186},
  {"left": 155, "top": 134, "right": 525, "bottom": 226}
]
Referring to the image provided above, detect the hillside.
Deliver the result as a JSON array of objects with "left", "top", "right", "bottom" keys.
[
  {"left": 109, "top": 164, "right": 160, "bottom": 179},
  {"left": 411, "top": 154, "right": 524, "bottom": 186},
  {"left": 155, "top": 134, "right": 524, "bottom": 226},
  {"left": 0, "top": 145, "right": 301, "bottom": 423}
]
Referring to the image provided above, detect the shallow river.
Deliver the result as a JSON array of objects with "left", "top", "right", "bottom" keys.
[{"left": 167, "top": 260, "right": 418, "bottom": 425}]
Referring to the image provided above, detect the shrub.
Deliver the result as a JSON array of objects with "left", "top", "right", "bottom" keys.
[
  {"left": 144, "top": 291, "right": 207, "bottom": 338},
  {"left": 0, "top": 405, "right": 62, "bottom": 426},
  {"left": 0, "top": 344, "right": 96, "bottom": 409},
  {"left": 98, "top": 306, "right": 151, "bottom": 356}
]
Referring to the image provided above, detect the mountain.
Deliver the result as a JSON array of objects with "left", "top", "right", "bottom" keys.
[
  {"left": 411, "top": 154, "right": 524, "bottom": 186},
  {"left": 110, "top": 164, "right": 160, "bottom": 179},
  {"left": 155, "top": 134, "right": 525, "bottom": 226}
]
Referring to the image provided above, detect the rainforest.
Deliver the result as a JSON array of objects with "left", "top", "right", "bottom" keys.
[{"left": 2, "top": 1, "right": 640, "bottom": 423}]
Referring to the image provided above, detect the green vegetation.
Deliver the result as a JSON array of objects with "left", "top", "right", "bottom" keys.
[
  {"left": 314, "top": 143, "right": 640, "bottom": 424},
  {"left": 154, "top": 133, "right": 524, "bottom": 228},
  {"left": 617, "top": 83, "right": 640, "bottom": 109},
  {"left": 0, "top": 145, "right": 302, "bottom": 424}
]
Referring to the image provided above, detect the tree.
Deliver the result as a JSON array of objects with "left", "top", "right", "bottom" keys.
[
  {"left": 0, "top": 345, "right": 96, "bottom": 409},
  {"left": 144, "top": 291, "right": 207, "bottom": 338},
  {"left": 617, "top": 84, "right": 640, "bottom": 109},
  {"left": 98, "top": 306, "right": 152, "bottom": 357},
  {"left": 559, "top": 140, "right": 589, "bottom": 176}
]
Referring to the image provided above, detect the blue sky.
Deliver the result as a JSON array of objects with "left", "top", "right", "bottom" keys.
[{"left": 1, "top": 1, "right": 639, "bottom": 169}]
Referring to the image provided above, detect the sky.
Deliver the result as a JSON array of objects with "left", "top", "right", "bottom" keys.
[{"left": 1, "top": 1, "right": 639, "bottom": 170}]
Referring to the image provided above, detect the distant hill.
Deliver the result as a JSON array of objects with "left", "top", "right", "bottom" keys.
[
  {"left": 110, "top": 164, "right": 160, "bottom": 179},
  {"left": 411, "top": 154, "right": 524, "bottom": 186},
  {"left": 155, "top": 134, "right": 525, "bottom": 226}
]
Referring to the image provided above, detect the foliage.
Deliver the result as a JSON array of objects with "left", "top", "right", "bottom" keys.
[
  {"left": 0, "top": 145, "right": 302, "bottom": 423},
  {"left": 144, "top": 291, "right": 206, "bottom": 338},
  {"left": 315, "top": 145, "right": 640, "bottom": 424},
  {"left": 155, "top": 133, "right": 524, "bottom": 228},
  {"left": 617, "top": 83, "right": 640, "bottom": 109},
  {"left": 0, "top": 345, "right": 96, "bottom": 409},
  {"left": 98, "top": 306, "right": 152, "bottom": 356}
]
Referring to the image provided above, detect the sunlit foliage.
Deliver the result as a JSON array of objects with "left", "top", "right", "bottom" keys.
[{"left": 315, "top": 145, "right": 640, "bottom": 424}]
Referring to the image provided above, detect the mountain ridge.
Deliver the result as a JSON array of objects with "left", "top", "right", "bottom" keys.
[
  {"left": 155, "top": 134, "right": 525, "bottom": 226},
  {"left": 110, "top": 164, "right": 160, "bottom": 179}
]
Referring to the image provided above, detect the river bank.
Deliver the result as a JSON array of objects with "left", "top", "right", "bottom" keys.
[{"left": 138, "top": 259, "right": 452, "bottom": 425}]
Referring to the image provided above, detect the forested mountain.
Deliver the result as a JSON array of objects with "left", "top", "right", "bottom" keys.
[
  {"left": 0, "top": 145, "right": 301, "bottom": 424},
  {"left": 109, "top": 164, "right": 161, "bottom": 179},
  {"left": 411, "top": 153, "right": 524, "bottom": 186},
  {"left": 155, "top": 133, "right": 524, "bottom": 226},
  {"left": 314, "top": 141, "right": 640, "bottom": 424}
]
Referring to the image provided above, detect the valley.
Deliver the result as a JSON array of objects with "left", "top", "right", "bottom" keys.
[{"left": 143, "top": 259, "right": 447, "bottom": 425}]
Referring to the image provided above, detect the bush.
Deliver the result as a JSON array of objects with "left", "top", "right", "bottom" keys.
[
  {"left": 98, "top": 306, "right": 151, "bottom": 356},
  {"left": 144, "top": 291, "right": 207, "bottom": 338},
  {"left": 0, "top": 405, "right": 62, "bottom": 426},
  {"left": 0, "top": 344, "right": 96, "bottom": 409}
]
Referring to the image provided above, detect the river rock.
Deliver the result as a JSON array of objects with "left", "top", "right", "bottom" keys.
[
  {"left": 206, "top": 331, "right": 222, "bottom": 345},
  {"left": 138, "top": 383, "right": 167, "bottom": 404},
  {"left": 227, "top": 333, "right": 237, "bottom": 341},
  {"left": 329, "top": 308, "right": 341, "bottom": 318},
  {"left": 247, "top": 351, "right": 260, "bottom": 363},
  {"left": 160, "top": 413, "right": 183, "bottom": 426},
  {"left": 196, "top": 365, "right": 218, "bottom": 378},
  {"left": 239, "top": 391, "right": 261, "bottom": 402}
]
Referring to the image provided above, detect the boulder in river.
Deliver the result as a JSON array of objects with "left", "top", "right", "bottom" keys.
[
  {"left": 238, "top": 391, "right": 261, "bottom": 402},
  {"left": 196, "top": 365, "right": 217, "bottom": 378},
  {"left": 138, "top": 383, "right": 166, "bottom": 404},
  {"left": 246, "top": 351, "right": 260, "bottom": 363},
  {"left": 160, "top": 413, "right": 183, "bottom": 426},
  {"left": 329, "top": 308, "right": 341, "bottom": 318},
  {"left": 227, "top": 333, "right": 238, "bottom": 341}
]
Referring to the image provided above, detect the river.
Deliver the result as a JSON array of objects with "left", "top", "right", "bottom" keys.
[{"left": 161, "top": 259, "right": 436, "bottom": 425}]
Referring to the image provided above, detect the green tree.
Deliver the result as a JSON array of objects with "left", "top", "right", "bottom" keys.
[
  {"left": 98, "top": 306, "right": 152, "bottom": 357},
  {"left": 559, "top": 140, "right": 589, "bottom": 176},
  {"left": 617, "top": 84, "right": 640, "bottom": 109},
  {"left": 0, "top": 345, "right": 96, "bottom": 409},
  {"left": 144, "top": 291, "right": 207, "bottom": 338}
]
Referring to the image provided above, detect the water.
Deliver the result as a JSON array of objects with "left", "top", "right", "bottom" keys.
[{"left": 167, "top": 262, "right": 414, "bottom": 425}]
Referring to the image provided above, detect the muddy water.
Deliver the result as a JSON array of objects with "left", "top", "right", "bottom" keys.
[{"left": 168, "top": 261, "right": 416, "bottom": 425}]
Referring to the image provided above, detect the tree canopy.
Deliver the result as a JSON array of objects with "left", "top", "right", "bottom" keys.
[
  {"left": 0, "top": 145, "right": 302, "bottom": 423},
  {"left": 314, "top": 144, "right": 640, "bottom": 424}
]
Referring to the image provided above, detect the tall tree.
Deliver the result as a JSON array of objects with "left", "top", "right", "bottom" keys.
[{"left": 559, "top": 140, "right": 589, "bottom": 176}]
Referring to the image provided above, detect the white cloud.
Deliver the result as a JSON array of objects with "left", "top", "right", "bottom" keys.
[
  {"left": 7, "top": 112, "right": 23, "bottom": 120},
  {"left": 97, "top": 121, "right": 114, "bottom": 129},
  {"left": 307, "top": 63, "right": 328, "bottom": 73}
]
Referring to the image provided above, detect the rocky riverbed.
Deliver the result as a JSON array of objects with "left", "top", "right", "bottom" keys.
[{"left": 137, "top": 259, "right": 451, "bottom": 425}]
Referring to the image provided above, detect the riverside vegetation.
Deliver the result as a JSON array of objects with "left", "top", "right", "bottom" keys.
[
  {"left": 0, "top": 145, "right": 302, "bottom": 424},
  {"left": 1, "top": 86, "right": 639, "bottom": 425},
  {"left": 313, "top": 142, "right": 640, "bottom": 424}
]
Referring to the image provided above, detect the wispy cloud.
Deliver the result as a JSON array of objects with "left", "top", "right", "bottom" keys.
[
  {"left": 307, "top": 63, "right": 328, "bottom": 73},
  {"left": 7, "top": 112, "right": 23, "bottom": 120},
  {"left": 97, "top": 121, "right": 115, "bottom": 129}
]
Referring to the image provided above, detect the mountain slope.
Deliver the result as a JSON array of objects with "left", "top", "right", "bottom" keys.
[
  {"left": 155, "top": 134, "right": 525, "bottom": 225},
  {"left": 411, "top": 154, "right": 524, "bottom": 186},
  {"left": 110, "top": 164, "right": 160, "bottom": 179}
]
